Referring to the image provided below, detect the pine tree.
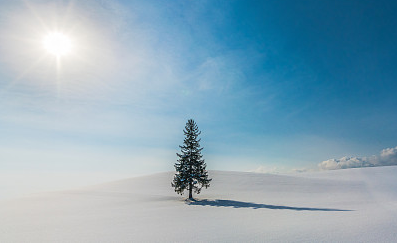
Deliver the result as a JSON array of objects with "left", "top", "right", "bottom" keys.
[{"left": 172, "top": 119, "right": 211, "bottom": 200}]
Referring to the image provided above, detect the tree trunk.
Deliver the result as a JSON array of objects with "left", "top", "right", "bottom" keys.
[{"left": 189, "top": 182, "right": 193, "bottom": 199}]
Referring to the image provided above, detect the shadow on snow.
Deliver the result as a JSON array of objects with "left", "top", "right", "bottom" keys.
[{"left": 186, "top": 199, "right": 353, "bottom": 211}]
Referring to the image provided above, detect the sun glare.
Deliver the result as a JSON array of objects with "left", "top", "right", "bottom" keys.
[{"left": 43, "top": 32, "right": 72, "bottom": 56}]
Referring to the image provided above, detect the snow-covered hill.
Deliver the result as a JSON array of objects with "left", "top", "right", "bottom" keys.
[{"left": 1, "top": 166, "right": 397, "bottom": 242}]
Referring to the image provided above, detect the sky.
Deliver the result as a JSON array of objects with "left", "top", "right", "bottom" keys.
[{"left": 1, "top": 0, "right": 397, "bottom": 198}]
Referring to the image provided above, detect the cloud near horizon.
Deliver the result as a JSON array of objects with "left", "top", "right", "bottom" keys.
[{"left": 319, "top": 146, "right": 397, "bottom": 170}]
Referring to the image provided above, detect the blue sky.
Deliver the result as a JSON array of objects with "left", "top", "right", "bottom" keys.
[{"left": 1, "top": 0, "right": 397, "bottom": 196}]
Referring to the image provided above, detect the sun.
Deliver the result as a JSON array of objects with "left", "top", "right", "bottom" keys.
[{"left": 42, "top": 32, "right": 72, "bottom": 57}]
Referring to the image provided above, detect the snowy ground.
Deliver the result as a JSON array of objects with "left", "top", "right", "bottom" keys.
[{"left": 1, "top": 166, "right": 397, "bottom": 242}]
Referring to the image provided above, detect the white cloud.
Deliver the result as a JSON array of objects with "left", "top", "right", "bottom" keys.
[
  {"left": 249, "top": 166, "right": 288, "bottom": 174},
  {"left": 318, "top": 146, "right": 397, "bottom": 170},
  {"left": 251, "top": 166, "right": 316, "bottom": 174},
  {"left": 291, "top": 168, "right": 313, "bottom": 173},
  {"left": 380, "top": 146, "right": 397, "bottom": 164}
]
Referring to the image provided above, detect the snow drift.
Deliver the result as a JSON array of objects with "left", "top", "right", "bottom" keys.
[{"left": 1, "top": 166, "right": 397, "bottom": 242}]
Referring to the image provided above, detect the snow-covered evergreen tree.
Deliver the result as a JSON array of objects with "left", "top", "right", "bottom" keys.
[{"left": 172, "top": 119, "right": 211, "bottom": 200}]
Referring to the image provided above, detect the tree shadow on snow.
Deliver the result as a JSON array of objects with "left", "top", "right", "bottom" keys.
[{"left": 186, "top": 199, "right": 353, "bottom": 211}]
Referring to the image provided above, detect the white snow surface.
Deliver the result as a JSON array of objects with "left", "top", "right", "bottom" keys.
[{"left": 1, "top": 166, "right": 397, "bottom": 242}]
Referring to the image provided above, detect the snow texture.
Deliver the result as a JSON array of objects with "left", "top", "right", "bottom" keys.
[{"left": 1, "top": 166, "right": 397, "bottom": 242}]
